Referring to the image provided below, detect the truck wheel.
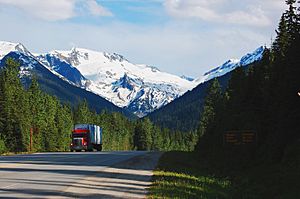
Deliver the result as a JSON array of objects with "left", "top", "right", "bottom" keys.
[{"left": 97, "top": 146, "right": 102, "bottom": 151}]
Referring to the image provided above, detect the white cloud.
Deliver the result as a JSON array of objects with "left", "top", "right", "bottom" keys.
[
  {"left": 0, "top": 11, "right": 270, "bottom": 77},
  {"left": 0, "top": 0, "right": 76, "bottom": 21},
  {"left": 0, "top": 0, "right": 112, "bottom": 21},
  {"left": 164, "top": 0, "right": 220, "bottom": 20},
  {"left": 225, "top": 6, "right": 271, "bottom": 27},
  {"left": 163, "top": 0, "right": 286, "bottom": 27},
  {"left": 0, "top": 0, "right": 287, "bottom": 77},
  {"left": 86, "top": 0, "right": 113, "bottom": 17}
]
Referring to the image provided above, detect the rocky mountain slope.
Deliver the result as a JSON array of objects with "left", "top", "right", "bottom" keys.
[
  {"left": 39, "top": 48, "right": 195, "bottom": 117},
  {"left": 0, "top": 40, "right": 265, "bottom": 118},
  {"left": 0, "top": 41, "right": 135, "bottom": 118}
]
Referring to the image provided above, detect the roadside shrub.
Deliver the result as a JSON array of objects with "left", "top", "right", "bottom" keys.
[{"left": 0, "top": 139, "right": 7, "bottom": 154}]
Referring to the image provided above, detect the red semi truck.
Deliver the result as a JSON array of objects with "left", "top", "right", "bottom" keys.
[{"left": 70, "top": 124, "right": 103, "bottom": 152}]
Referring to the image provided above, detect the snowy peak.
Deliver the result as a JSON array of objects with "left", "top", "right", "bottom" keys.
[
  {"left": 203, "top": 59, "right": 239, "bottom": 76},
  {"left": 240, "top": 46, "right": 265, "bottom": 66},
  {"left": 50, "top": 48, "right": 128, "bottom": 68},
  {"left": 36, "top": 53, "right": 87, "bottom": 87},
  {"left": 38, "top": 47, "right": 195, "bottom": 116},
  {"left": 67, "top": 47, "right": 84, "bottom": 66},
  {"left": 0, "top": 41, "right": 266, "bottom": 118},
  {"left": 113, "top": 73, "right": 142, "bottom": 91},
  {"left": 0, "top": 41, "right": 31, "bottom": 59},
  {"left": 0, "top": 41, "right": 42, "bottom": 79},
  {"left": 195, "top": 46, "right": 265, "bottom": 84},
  {"left": 35, "top": 45, "right": 265, "bottom": 117},
  {"left": 0, "top": 42, "right": 87, "bottom": 88},
  {"left": 46, "top": 47, "right": 195, "bottom": 90},
  {"left": 49, "top": 47, "right": 87, "bottom": 67},
  {"left": 103, "top": 52, "right": 127, "bottom": 63}
]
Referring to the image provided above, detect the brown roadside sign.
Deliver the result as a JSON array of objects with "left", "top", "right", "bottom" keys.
[{"left": 223, "top": 131, "right": 257, "bottom": 145}]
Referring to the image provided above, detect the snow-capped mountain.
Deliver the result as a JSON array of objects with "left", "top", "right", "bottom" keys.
[
  {"left": 0, "top": 41, "right": 40, "bottom": 79},
  {"left": 147, "top": 46, "right": 266, "bottom": 131},
  {"left": 36, "top": 53, "right": 87, "bottom": 88},
  {"left": 194, "top": 46, "right": 265, "bottom": 84},
  {"left": 0, "top": 41, "right": 32, "bottom": 59},
  {"left": 0, "top": 40, "right": 266, "bottom": 118},
  {"left": 0, "top": 41, "right": 82, "bottom": 87},
  {"left": 36, "top": 45, "right": 265, "bottom": 117},
  {"left": 0, "top": 41, "right": 134, "bottom": 117},
  {"left": 40, "top": 48, "right": 195, "bottom": 117}
]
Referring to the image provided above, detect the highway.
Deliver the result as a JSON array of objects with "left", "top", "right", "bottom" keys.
[{"left": 0, "top": 151, "right": 161, "bottom": 198}]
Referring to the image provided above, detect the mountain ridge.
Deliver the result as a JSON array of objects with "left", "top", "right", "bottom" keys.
[
  {"left": 0, "top": 40, "right": 265, "bottom": 117},
  {"left": 39, "top": 47, "right": 195, "bottom": 117},
  {"left": 147, "top": 50, "right": 266, "bottom": 132},
  {"left": 0, "top": 42, "right": 136, "bottom": 119}
]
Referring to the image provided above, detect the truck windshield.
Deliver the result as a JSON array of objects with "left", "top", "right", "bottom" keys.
[{"left": 73, "top": 133, "right": 87, "bottom": 138}]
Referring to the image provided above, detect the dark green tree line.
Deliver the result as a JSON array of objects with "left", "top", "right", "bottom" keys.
[
  {"left": 0, "top": 58, "right": 197, "bottom": 153},
  {"left": 195, "top": 0, "right": 300, "bottom": 164}
]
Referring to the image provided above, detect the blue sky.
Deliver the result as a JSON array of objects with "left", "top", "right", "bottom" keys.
[
  {"left": 99, "top": 0, "right": 166, "bottom": 24},
  {"left": 0, "top": 0, "right": 288, "bottom": 77},
  {"left": 70, "top": 1, "right": 166, "bottom": 25}
]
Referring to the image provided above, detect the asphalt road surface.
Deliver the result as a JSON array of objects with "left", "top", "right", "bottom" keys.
[{"left": 0, "top": 151, "right": 162, "bottom": 199}]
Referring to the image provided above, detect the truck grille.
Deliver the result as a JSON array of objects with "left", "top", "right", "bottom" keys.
[{"left": 74, "top": 138, "right": 83, "bottom": 147}]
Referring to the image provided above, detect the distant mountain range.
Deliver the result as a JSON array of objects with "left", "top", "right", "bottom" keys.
[
  {"left": 37, "top": 47, "right": 194, "bottom": 117},
  {"left": 0, "top": 41, "right": 135, "bottom": 118},
  {"left": 194, "top": 46, "right": 265, "bottom": 84},
  {"left": 147, "top": 47, "right": 266, "bottom": 132},
  {"left": 0, "top": 41, "right": 265, "bottom": 118}
]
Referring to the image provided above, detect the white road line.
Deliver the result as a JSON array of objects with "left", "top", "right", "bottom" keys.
[{"left": 0, "top": 183, "right": 19, "bottom": 191}]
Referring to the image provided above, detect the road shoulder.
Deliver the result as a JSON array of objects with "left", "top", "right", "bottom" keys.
[{"left": 60, "top": 152, "right": 162, "bottom": 199}]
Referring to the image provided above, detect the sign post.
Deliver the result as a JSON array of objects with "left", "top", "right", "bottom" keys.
[{"left": 223, "top": 131, "right": 257, "bottom": 146}]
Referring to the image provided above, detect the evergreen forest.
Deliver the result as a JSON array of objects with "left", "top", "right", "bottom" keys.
[
  {"left": 0, "top": 58, "right": 197, "bottom": 153},
  {"left": 191, "top": 1, "right": 300, "bottom": 196},
  {"left": 149, "top": 2, "right": 300, "bottom": 198},
  {"left": 195, "top": 0, "right": 300, "bottom": 162},
  {"left": 0, "top": 1, "right": 299, "bottom": 175}
]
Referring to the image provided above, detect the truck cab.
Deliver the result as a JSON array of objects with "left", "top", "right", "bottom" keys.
[{"left": 70, "top": 124, "right": 102, "bottom": 152}]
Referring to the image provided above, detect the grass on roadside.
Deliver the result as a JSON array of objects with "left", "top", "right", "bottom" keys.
[
  {"left": 148, "top": 147, "right": 300, "bottom": 199},
  {"left": 148, "top": 151, "right": 231, "bottom": 199},
  {"left": 0, "top": 151, "right": 35, "bottom": 156}
]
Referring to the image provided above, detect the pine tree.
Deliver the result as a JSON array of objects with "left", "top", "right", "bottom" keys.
[
  {"left": 195, "top": 78, "right": 225, "bottom": 153},
  {"left": 134, "top": 118, "right": 153, "bottom": 150},
  {"left": 28, "top": 77, "right": 48, "bottom": 151},
  {"left": 265, "top": 0, "right": 300, "bottom": 161},
  {"left": 197, "top": 79, "right": 223, "bottom": 137},
  {"left": 55, "top": 104, "right": 73, "bottom": 151},
  {"left": 151, "top": 126, "right": 163, "bottom": 151},
  {"left": 0, "top": 66, "right": 5, "bottom": 139},
  {"left": 16, "top": 85, "right": 31, "bottom": 152},
  {"left": 0, "top": 65, "right": 6, "bottom": 153},
  {"left": 0, "top": 58, "right": 27, "bottom": 151},
  {"left": 74, "top": 100, "right": 92, "bottom": 124},
  {"left": 272, "top": 15, "right": 289, "bottom": 59},
  {"left": 41, "top": 95, "right": 59, "bottom": 151}
]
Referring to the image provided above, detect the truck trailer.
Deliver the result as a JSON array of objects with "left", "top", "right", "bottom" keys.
[{"left": 70, "top": 124, "right": 103, "bottom": 152}]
